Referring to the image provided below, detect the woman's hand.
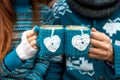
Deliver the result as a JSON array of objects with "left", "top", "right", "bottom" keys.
[
  {"left": 88, "top": 28, "right": 113, "bottom": 63},
  {"left": 16, "top": 30, "right": 38, "bottom": 60},
  {"left": 26, "top": 30, "right": 38, "bottom": 49}
]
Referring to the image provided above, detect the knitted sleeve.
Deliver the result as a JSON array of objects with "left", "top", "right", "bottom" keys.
[
  {"left": 0, "top": 50, "right": 49, "bottom": 80},
  {"left": 45, "top": 55, "right": 65, "bottom": 80},
  {"left": 25, "top": 55, "right": 49, "bottom": 80},
  {"left": 0, "top": 50, "right": 23, "bottom": 77},
  {"left": 0, "top": 5, "right": 55, "bottom": 79},
  {"left": 106, "top": 44, "right": 120, "bottom": 78}
]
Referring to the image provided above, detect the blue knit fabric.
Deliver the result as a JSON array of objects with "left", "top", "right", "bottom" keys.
[
  {"left": 4, "top": 50, "right": 23, "bottom": 71},
  {"left": 0, "top": 0, "right": 54, "bottom": 80},
  {"left": 34, "top": 26, "right": 64, "bottom": 56},
  {"left": 65, "top": 26, "right": 91, "bottom": 57},
  {"left": 45, "top": 0, "right": 120, "bottom": 80}
]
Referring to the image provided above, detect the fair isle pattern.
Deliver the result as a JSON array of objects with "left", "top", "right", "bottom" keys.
[
  {"left": 103, "top": 17, "right": 120, "bottom": 46},
  {"left": 0, "top": 4, "right": 54, "bottom": 80},
  {"left": 103, "top": 18, "right": 120, "bottom": 37},
  {"left": 52, "top": 0, "right": 72, "bottom": 19},
  {"left": 66, "top": 56, "right": 94, "bottom": 76},
  {"left": 50, "top": 0, "right": 120, "bottom": 79},
  {"left": 115, "top": 40, "right": 120, "bottom": 46}
]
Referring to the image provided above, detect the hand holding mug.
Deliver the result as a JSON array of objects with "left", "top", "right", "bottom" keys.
[{"left": 88, "top": 28, "right": 113, "bottom": 63}]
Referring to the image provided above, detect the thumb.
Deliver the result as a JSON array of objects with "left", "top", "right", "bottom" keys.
[{"left": 91, "top": 28, "right": 97, "bottom": 32}]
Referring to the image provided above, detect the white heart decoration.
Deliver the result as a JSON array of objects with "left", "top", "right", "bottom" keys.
[
  {"left": 44, "top": 35, "right": 61, "bottom": 52},
  {"left": 72, "top": 34, "right": 90, "bottom": 51}
]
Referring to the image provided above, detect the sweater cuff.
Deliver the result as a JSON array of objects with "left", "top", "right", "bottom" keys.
[
  {"left": 114, "top": 44, "right": 120, "bottom": 77},
  {"left": 4, "top": 49, "right": 23, "bottom": 71},
  {"left": 106, "top": 44, "right": 120, "bottom": 78}
]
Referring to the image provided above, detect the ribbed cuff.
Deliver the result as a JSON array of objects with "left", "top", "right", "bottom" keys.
[
  {"left": 4, "top": 49, "right": 23, "bottom": 71},
  {"left": 114, "top": 44, "right": 120, "bottom": 77},
  {"left": 105, "top": 44, "right": 120, "bottom": 78},
  {"left": 34, "top": 26, "right": 64, "bottom": 56},
  {"left": 65, "top": 29, "right": 90, "bottom": 57}
]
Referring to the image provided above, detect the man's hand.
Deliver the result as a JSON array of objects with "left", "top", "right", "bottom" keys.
[{"left": 88, "top": 28, "right": 113, "bottom": 63}]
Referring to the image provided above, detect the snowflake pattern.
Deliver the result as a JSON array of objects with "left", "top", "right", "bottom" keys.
[
  {"left": 103, "top": 17, "right": 120, "bottom": 46},
  {"left": 66, "top": 56, "right": 94, "bottom": 76},
  {"left": 103, "top": 18, "right": 120, "bottom": 36},
  {"left": 52, "top": 0, "right": 72, "bottom": 19}
]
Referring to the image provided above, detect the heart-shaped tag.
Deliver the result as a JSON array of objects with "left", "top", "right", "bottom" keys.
[
  {"left": 72, "top": 34, "right": 90, "bottom": 51},
  {"left": 44, "top": 35, "right": 61, "bottom": 52}
]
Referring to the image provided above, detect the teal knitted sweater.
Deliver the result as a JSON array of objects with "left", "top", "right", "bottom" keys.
[
  {"left": 45, "top": 0, "right": 120, "bottom": 80},
  {"left": 0, "top": 0, "right": 54, "bottom": 80}
]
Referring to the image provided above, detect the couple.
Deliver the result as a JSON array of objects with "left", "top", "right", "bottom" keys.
[{"left": 0, "top": 0, "right": 120, "bottom": 80}]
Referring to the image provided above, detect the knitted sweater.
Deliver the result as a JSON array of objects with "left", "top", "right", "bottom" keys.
[
  {"left": 45, "top": 0, "right": 120, "bottom": 80},
  {"left": 0, "top": 0, "right": 54, "bottom": 80}
]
